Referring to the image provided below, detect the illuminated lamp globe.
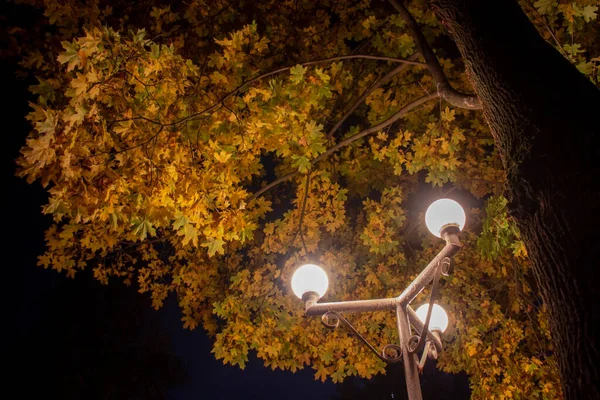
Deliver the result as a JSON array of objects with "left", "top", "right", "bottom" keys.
[
  {"left": 416, "top": 303, "right": 449, "bottom": 333},
  {"left": 425, "top": 198, "right": 466, "bottom": 238},
  {"left": 291, "top": 264, "right": 329, "bottom": 299}
]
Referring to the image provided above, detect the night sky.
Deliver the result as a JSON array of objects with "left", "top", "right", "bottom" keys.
[{"left": 5, "top": 4, "right": 471, "bottom": 399}]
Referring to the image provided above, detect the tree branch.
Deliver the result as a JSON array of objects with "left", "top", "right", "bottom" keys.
[
  {"left": 168, "top": 54, "right": 426, "bottom": 126},
  {"left": 314, "top": 93, "right": 438, "bottom": 163},
  {"left": 387, "top": 0, "right": 481, "bottom": 110},
  {"left": 521, "top": 0, "right": 568, "bottom": 59},
  {"left": 326, "top": 52, "right": 421, "bottom": 140},
  {"left": 298, "top": 174, "right": 311, "bottom": 255},
  {"left": 248, "top": 92, "right": 438, "bottom": 202}
]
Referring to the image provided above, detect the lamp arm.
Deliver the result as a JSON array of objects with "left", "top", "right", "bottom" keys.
[
  {"left": 321, "top": 311, "right": 403, "bottom": 364},
  {"left": 409, "top": 259, "right": 443, "bottom": 355},
  {"left": 396, "top": 230, "right": 461, "bottom": 305}
]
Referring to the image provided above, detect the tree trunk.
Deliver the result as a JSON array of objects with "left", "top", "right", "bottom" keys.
[{"left": 431, "top": 0, "right": 600, "bottom": 398}]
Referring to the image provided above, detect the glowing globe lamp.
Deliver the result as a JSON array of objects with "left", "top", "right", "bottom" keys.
[
  {"left": 425, "top": 198, "right": 466, "bottom": 238},
  {"left": 416, "top": 303, "right": 449, "bottom": 333},
  {"left": 291, "top": 264, "right": 329, "bottom": 299}
]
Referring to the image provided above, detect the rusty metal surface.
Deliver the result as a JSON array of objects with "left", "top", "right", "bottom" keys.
[
  {"left": 396, "top": 304, "right": 423, "bottom": 400},
  {"left": 396, "top": 232, "right": 461, "bottom": 305},
  {"left": 306, "top": 297, "right": 399, "bottom": 315},
  {"left": 301, "top": 230, "right": 462, "bottom": 399}
]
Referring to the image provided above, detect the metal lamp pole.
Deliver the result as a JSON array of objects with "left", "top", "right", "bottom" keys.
[{"left": 298, "top": 225, "right": 462, "bottom": 400}]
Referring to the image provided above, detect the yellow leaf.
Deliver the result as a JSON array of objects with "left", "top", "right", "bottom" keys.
[
  {"left": 215, "top": 150, "right": 232, "bottom": 163},
  {"left": 71, "top": 73, "right": 87, "bottom": 96},
  {"left": 467, "top": 345, "right": 477, "bottom": 357}
]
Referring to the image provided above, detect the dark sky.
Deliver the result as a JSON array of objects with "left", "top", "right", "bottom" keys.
[{"left": 4, "top": 5, "right": 471, "bottom": 399}]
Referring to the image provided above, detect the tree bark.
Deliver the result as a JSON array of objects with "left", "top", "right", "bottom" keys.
[{"left": 431, "top": 1, "right": 600, "bottom": 398}]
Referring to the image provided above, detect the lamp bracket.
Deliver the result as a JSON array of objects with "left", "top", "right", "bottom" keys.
[{"left": 321, "top": 311, "right": 403, "bottom": 364}]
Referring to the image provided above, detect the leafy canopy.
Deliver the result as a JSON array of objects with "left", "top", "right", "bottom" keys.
[{"left": 10, "top": 0, "right": 599, "bottom": 397}]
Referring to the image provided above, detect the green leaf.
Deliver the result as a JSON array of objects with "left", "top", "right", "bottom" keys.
[
  {"left": 29, "top": 77, "right": 55, "bottom": 105},
  {"left": 577, "top": 61, "right": 594, "bottom": 76},
  {"left": 173, "top": 213, "right": 188, "bottom": 230},
  {"left": 314, "top": 68, "right": 330, "bottom": 84},
  {"left": 331, "top": 370, "right": 345, "bottom": 383},
  {"left": 292, "top": 155, "right": 311, "bottom": 173},
  {"left": 150, "top": 43, "right": 160, "bottom": 59},
  {"left": 173, "top": 213, "right": 198, "bottom": 246},
  {"left": 533, "top": 0, "right": 555, "bottom": 15},
  {"left": 202, "top": 237, "right": 225, "bottom": 256},
  {"left": 574, "top": 5, "right": 598, "bottom": 22},
  {"left": 321, "top": 351, "right": 334, "bottom": 363},
  {"left": 290, "top": 64, "right": 307, "bottom": 84},
  {"left": 132, "top": 219, "right": 156, "bottom": 241},
  {"left": 582, "top": 5, "right": 598, "bottom": 22}
]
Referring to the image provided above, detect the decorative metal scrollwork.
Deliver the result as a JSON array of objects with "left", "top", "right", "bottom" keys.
[
  {"left": 321, "top": 312, "right": 340, "bottom": 329},
  {"left": 321, "top": 311, "right": 403, "bottom": 363},
  {"left": 381, "top": 344, "right": 403, "bottom": 362},
  {"left": 408, "top": 335, "right": 421, "bottom": 352},
  {"left": 440, "top": 257, "right": 453, "bottom": 276}
]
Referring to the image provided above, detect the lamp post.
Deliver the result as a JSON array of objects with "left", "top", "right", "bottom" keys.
[{"left": 291, "top": 199, "right": 466, "bottom": 400}]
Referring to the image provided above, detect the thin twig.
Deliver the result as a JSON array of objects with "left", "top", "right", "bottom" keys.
[
  {"left": 143, "top": 55, "right": 426, "bottom": 127},
  {"left": 522, "top": 0, "right": 568, "bottom": 58},
  {"left": 326, "top": 52, "right": 421, "bottom": 141},
  {"left": 248, "top": 92, "right": 438, "bottom": 202},
  {"left": 298, "top": 174, "right": 311, "bottom": 255},
  {"left": 112, "top": 126, "right": 165, "bottom": 154},
  {"left": 313, "top": 93, "right": 438, "bottom": 164}
]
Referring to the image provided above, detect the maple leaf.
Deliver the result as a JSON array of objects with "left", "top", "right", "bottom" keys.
[
  {"left": 132, "top": 219, "right": 156, "bottom": 241},
  {"left": 173, "top": 214, "right": 199, "bottom": 246},
  {"left": 290, "top": 64, "right": 307, "bottom": 84},
  {"left": 57, "top": 40, "right": 80, "bottom": 71},
  {"left": 315, "top": 367, "right": 330, "bottom": 382},
  {"left": 70, "top": 73, "right": 88, "bottom": 96},
  {"left": 182, "top": 315, "right": 198, "bottom": 330},
  {"left": 573, "top": 4, "right": 598, "bottom": 22},
  {"left": 533, "top": 0, "right": 555, "bottom": 15},
  {"left": 291, "top": 155, "right": 311, "bottom": 173},
  {"left": 441, "top": 106, "right": 456, "bottom": 122},
  {"left": 214, "top": 150, "right": 232, "bottom": 163},
  {"left": 202, "top": 238, "right": 225, "bottom": 256}
]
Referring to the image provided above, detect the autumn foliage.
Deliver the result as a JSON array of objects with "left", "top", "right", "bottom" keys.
[{"left": 9, "top": 0, "right": 599, "bottom": 398}]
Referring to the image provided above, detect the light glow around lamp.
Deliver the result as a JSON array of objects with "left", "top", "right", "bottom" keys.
[
  {"left": 425, "top": 198, "right": 466, "bottom": 238},
  {"left": 291, "top": 264, "right": 329, "bottom": 299},
  {"left": 416, "top": 303, "right": 449, "bottom": 333}
]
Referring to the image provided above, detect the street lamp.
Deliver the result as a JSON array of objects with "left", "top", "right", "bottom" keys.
[
  {"left": 292, "top": 198, "right": 465, "bottom": 400},
  {"left": 415, "top": 303, "right": 449, "bottom": 333},
  {"left": 425, "top": 198, "right": 466, "bottom": 238},
  {"left": 291, "top": 263, "right": 329, "bottom": 300}
]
